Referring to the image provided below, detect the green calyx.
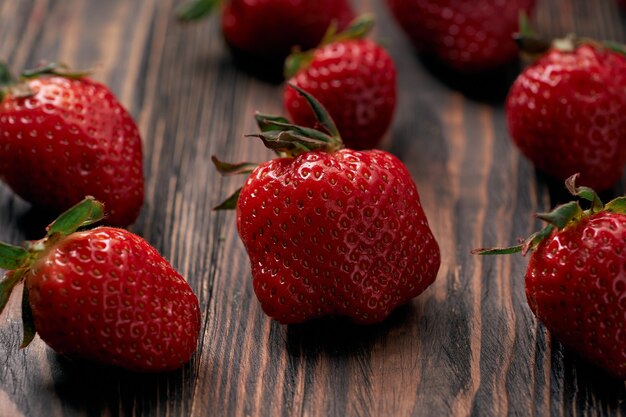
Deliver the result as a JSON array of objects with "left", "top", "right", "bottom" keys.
[
  {"left": 176, "top": 0, "right": 220, "bottom": 21},
  {"left": 284, "top": 14, "right": 375, "bottom": 79},
  {"left": 212, "top": 85, "right": 344, "bottom": 210},
  {"left": 514, "top": 12, "right": 626, "bottom": 59},
  {"left": 513, "top": 11, "right": 552, "bottom": 57},
  {"left": 0, "top": 61, "right": 14, "bottom": 102},
  {"left": 0, "top": 197, "right": 104, "bottom": 347},
  {"left": 19, "top": 62, "right": 91, "bottom": 80},
  {"left": 250, "top": 84, "right": 343, "bottom": 157},
  {"left": 472, "top": 174, "right": 626, "bottom": 256},
  {"left": 0, "top": 61, "right": 91, "bottom": 102}
]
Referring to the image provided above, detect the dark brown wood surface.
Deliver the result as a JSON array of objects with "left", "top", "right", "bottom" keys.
[{"left": 1, "top": 0, "right": 626, "bottom": 416}]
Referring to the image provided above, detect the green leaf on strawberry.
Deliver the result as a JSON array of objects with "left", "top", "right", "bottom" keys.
[
  {"left": 0, "top": 243, "right": 29, "bottom": 270},
  {"left": 0, "top": 61, "right": 13, "bottom": 99},
  {"left": 0, "top": 272, "right": 24, "bottom": 317},
  {"left": 176, "top": 0, "right": 221, "bottom": 21},
  {"left": 20, "top": 62, "right": 91, "bottom": 80},
  {"left": 46, "top": 196, "right": 104, "bottom": 237}
]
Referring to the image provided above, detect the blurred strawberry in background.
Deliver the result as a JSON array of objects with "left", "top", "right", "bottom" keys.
[
  {"left": 385, "top": 0, "right": 536, "bottom": 73},
  {"left": 178, "top": 0, "right": 355, "bottom": 81}
]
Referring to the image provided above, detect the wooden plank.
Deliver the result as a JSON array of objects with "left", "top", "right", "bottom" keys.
[{"left": 0, "top": 0, "right": 626, "bottom": 416}]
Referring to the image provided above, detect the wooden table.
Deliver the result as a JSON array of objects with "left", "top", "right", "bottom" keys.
[{"left": 1, "top": 1, "right": 626, "bottom": 416}]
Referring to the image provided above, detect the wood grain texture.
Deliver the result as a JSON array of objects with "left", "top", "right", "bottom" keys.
[{"left": 1, "top": 0, "right": 626, "bottom": 416}]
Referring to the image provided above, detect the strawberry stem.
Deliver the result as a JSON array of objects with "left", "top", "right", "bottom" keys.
[
  {"left": 552, "top": 35, "right": 577, "bottom": 53},
  {"left": 472, "top": 224, "right": 556, "bottom": 256},
  {"left": 176, "top": 0, "right": 220, "bottom": 21}
]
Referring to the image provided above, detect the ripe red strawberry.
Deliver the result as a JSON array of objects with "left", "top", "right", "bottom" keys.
[
  {"left": 506, "top": 41, "right": 626, "bottom": 191},
  {"left": 283, "top": 15, "right": 397, "bottom": 150},
  {"left": 177, "top": 0, "right": 355, "bottom": 79},
  {"left": 0, "top": 62, "right": 144, "bottom": 226},
  {"left": 385, "top": 0, "right": 535, "bottom": 72},
  {"left": 0, "top": 198, "right": 201, "bottom": 372},
  {"left": 214, "top": 85, "right": 440, "bottom": 324},
  {"left": 475, "top": 175, "right": 626, "bottom": 379}
]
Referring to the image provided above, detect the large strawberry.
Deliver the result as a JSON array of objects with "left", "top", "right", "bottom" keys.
[
  {"left": 214, "top": 86, "right": 440, "bottom": 324},
  {"left": 0, "top": 197, "right": 201, "bottom": 372},
  {"left": 283, "top": 15, "right": 397, "bottom": 150},
  {"left": 506, "top": 37, "right": 626, "bottom": 192},
  {"left": 475, "top": 175, "right": 626, "bottom": 379},
  {"left": 385, "top": 0, "right": 535, "bottom": 73},
  {"left": 0, "top": 62, "right": 144, "bottom": 227},
  {"left": 177, "top": 0, "right": 355, "bottom": 79}
]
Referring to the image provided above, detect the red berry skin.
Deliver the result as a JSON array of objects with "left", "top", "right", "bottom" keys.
[
  {"left": 525, "top": 211, "right": 626, "bottom": 379},
  {"left": 236, "top": 149, "right": 440, "bottom": 324},
  {"left": 26, "top": 227, "right": 201, "bottom": 372},
  {"left": 385, "top": 0, "right": 535, "bottom": 72},
  {"left": 0, "top": 76, "right": 144, "bottom": 226},
  {"left": 284, "top": 40, "right": 397, "bottom": 150},
  {"left": 222, "top": 0, "right": 354, "bottom": 63},
  {"left": 506, "top": 45, "right": 626, "bottom": 191}
]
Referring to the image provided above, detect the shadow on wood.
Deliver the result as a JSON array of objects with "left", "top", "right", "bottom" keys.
[
  {"left": 43, "top": 350, "right": 197, "bottom": 416},
  {"left": 417, "top": 53, "right": 521, "bottom": 105},
  {"left": 284, "top": 303, "right": 417, "bottom": 357},
  {"left": 550, "top": 342, "right": 626, "bottom": 409}
]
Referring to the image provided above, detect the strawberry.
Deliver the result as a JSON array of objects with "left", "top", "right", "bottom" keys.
[
  {"left": 213, "top": 85, "right": 440, "bottom": 324},
  {"left": 283, "top": 15, "right": 397, "bottom": 150},
  {"left": 385, "top": 0, "right": 535, "bottom": 73},
  {"left": 0, "top": 62, "right": 144, "bottom": 227},
  {"left": 506, "top": 38, "right": 626, "bottom": 191},
  {"left": 177, "top": 0, "right": 355, "bottom": 79},
  {"left": 0, "top": 197, "right": 201, "bottom": 372},
  {"left": 474, "top": 175, "right": 626, "bottom": 379}
]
